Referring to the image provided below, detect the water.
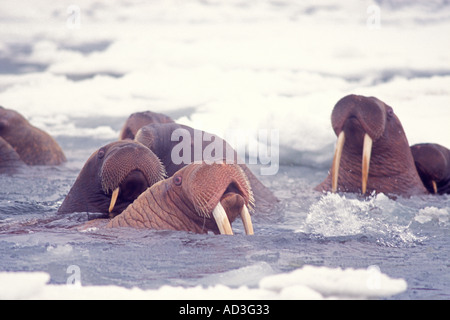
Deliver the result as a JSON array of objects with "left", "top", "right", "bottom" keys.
[
  {"left": 1, "top": 128, "right": 450, "bottom": 299},
  {"left": 1, "top": 0, "right": 450, "bottom": 300}
]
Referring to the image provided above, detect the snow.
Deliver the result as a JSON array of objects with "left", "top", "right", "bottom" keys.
[
  {"left": 0, "top": 264, "right": 407, "bottom": 300},
  {"left": 0, "top": 1, "right": 449, "bottom": 169},
  {"left": 260, "top": 265, "right": 407, "bottom": 299}
]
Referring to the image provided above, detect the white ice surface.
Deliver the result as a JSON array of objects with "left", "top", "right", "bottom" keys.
[
  {"left": 0, "top": 1, "right": 449, "bottom": 168},
  {"left": 0, "top": 264, "right": 407, "bottom": 300}
]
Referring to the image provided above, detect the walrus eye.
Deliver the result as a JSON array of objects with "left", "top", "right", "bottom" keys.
[
  {"left": 98, "top": 149, "right": 105, "bottom": 159},
  {"left": 0, "top": 119, "right": 7, "bottom": 130},
  {"left": 387, "top": 107, "right": 394, "bottom": 119},
  {"left": 174, "top": 176, "right": 182, "bottom": 186}
]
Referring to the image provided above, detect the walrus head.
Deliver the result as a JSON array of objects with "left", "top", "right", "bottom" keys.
[
  {"left": 134, "top": 122, "right": 195, "bottom": 176},
  {"left": 316, "top": 94, "right": 427, "bottom": 197},
  {"left": 58, "top": 141, "right": 166, "bottom": 216},
  {"left": 411, "top": 143, "right": 450, "bottom": 195},
  {"left": 119, "top": 111, "right": 174, "bottom": 140},
  {"left": 108, "top": 162, "right": 255, "bottom": 235},
  {"left": 135, "top": 122, "right": 279, "bottom": 211},
  {"left": 0, "top": 106, "right": 66, "bottom": 166}
]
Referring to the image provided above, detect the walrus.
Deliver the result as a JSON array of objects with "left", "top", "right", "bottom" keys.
[
  {"left": 58, "top": 140, "right": 166, "bottom": 215},
  {"left": 119, "top": 110, "right": 175, "bottom": 140},
  {"left": 411, "top": 143, "right": 450, "bottom": 195},
  {"left": 315, "top": 94, "right": 427, "bottom": 197},
  {"left": 133, "top": 122, "right": 279, "bottom": 211},
  {"left": 0, "top": 136, "right": 24, "bottom": 173},
  {"left": 107, "top": 162, "right": 255, "bottom": 235},
  {"left": 0, "top": 106, "right": 66, "bottom": 168}
]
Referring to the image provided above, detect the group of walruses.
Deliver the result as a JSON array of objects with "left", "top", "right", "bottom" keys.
[{"left": 1, "top": 95, "right": 449, "bottom": 234}]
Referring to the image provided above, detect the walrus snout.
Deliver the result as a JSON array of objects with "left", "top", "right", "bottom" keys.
[
  {"left": 59, "top": 141, "right": 166, "bottom": 215},
  {"left": 100, "top": 141, "right": 166, "bottom": 214},
  {"left": 329, "top": 95, "right": 389, "bottom": 194},
  {"left": 411, "top": 143, "right": 450, "bottom": 195},
  {"left": 108, "top": 163, "right": 255, "bottom": 235},
  {"left": 181, "top": 163, "right": 255, "bottom": 235},
  {"left": 332, "top": 95, "right": 387, "bottom": 141},
  {"left": 215, "top": 191, "right": 254, "bottom": 235},
  {"left": 107, "top": 170, "right": 152, "bottom": 217}
]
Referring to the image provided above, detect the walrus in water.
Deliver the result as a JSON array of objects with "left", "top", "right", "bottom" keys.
[
  {"left": 108, "top": 162, "right": 255, "bottom": 235},
  {"left": 411, "top": 143, "right": 450, "bottom": 195},
  {"left": 315, "top": 94, "right": 427, "bottom": 197},
  {"left": 133, "top": 122, "right": 279, "bottom": 211},
  {"left": 0, "top": 136, "right": 24, "bottom": 173},
  {"left": 119, "top": 110, "right": 175, "bottom": 140},
  {"left": 0, "top": 106, "right": 66, "bottom": 170},
  {"left": 58, "top": 140, "right": 166, "bottom": 216}
]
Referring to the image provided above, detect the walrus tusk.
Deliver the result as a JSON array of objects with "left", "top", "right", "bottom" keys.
[
  {"left": 432, "top": 180, "right": 438, "bottom": 194},
  {"left": 332, "top": 131, "right": 346, "bottom": 193},
  {"left": 362, "top": 133, "right": 373, "bottom": 194},
  {"left": 109, "top": 187, "right": 120, "bottom": 213},
  {"left": 212, "top": 202, "right": 234, "bottom": 235},
  {"left": 240, "top": 205, "right": 254, "bottom": 235}
]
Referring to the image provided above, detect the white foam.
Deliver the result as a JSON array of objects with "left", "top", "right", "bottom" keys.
[
  {"left": 297, "top": 192, "right": 425, "bottom": 245},
  {"left": 46, "top": 244, "right": 73, "bottom": 255},
  {"left": 415, "top": 207, "right": 449, "bottom": 224}
]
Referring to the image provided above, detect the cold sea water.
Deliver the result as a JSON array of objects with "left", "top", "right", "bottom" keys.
[
  {"left": 0, "top": 118, "right": 449, "bottom": 299},
  {"left": 1, "top": 0, "right": 450, "bottom": 300}
]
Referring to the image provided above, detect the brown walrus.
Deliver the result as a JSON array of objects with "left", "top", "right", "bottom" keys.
[
  {"left": 119, "top": 110, "right": 175, "bottom": 140},
  {"left": 133, "top": 122, "right": 279, "bottom": 211},
  {"left": 0, "top": 136, "right": 24, "bottom": 173},
  {"left": 315, "top": 94, "right": 427, "bottom": 197},
  {"left": 0, "top": 106, "right": 66, "bottom": 169},
  {"left": 411, "top": 143, "right": 450, "bottom": 195},
  {"left": 107, "top": 162, "right": 255, "bottom": 235},
  {"left": 58, "top": 140, "right": 166, "bottom": 216}
]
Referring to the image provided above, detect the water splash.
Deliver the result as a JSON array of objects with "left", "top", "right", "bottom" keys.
[{"left": 298, "top": 192, "right": 426, "bottom": 246}]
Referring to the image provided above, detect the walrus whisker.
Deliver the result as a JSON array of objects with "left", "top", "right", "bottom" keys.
[
  {"left": 331, "top": 131, "right": 345, "bottom": 193},
  {"left": 195, "top": 193, "right": 210, "bottom": 218},
  {"left": 212, "top": 202, "right": 233, "bottom": 235},
  {"left": 362, "top": 133, "right": 373, "bottom": 195}
]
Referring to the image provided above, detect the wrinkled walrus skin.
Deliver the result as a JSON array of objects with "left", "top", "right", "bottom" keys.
[
  {"left": 108, "top": 162, "right": 255, "bottom": 235},
  {"left": 134, "top": 122, "right": 279, "bottom": 211},
  {"left": 58, "top": 140, "right": 166, "bottom": 216},
  {"left": 411, "top": 143, "right": 450, "bottom": 195},
  {"left": 315, "top": 94, "right": 427, "bottom": 197},
  {"left": 0, "top": 106, "right": 66, "bottom": 171}
]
